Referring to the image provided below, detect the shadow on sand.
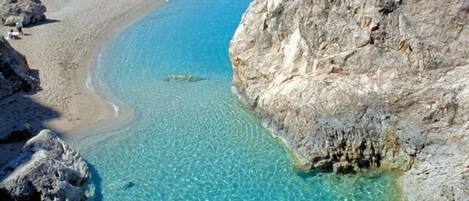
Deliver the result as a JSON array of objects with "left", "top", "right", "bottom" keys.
[
  {"left": 23, "top": 19, "right": 61, "bottom": 28},
  {"left": 0, "top": 94, "right": 59, "bottom": 135},
  {"left": 0, "top": 92, "right": 62, "bottom": 166}
]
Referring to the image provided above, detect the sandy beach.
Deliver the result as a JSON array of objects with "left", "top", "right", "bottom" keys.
[{"left": 0, "top": 0, "right": 165, "bottom": 165}]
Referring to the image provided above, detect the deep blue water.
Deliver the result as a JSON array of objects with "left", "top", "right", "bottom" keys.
[{"left": 73, "top": 0, "right": 400, "bottom": 200}]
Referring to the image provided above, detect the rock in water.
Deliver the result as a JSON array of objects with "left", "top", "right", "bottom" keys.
[
  {"left": 0, "top": 37, "right": 40, "bottom": 100},
  {"left": 123, "top": 181, "right": 135, "bottom": 190},
  {"left": 0, "top": 0, "right": 47, "bottom": 26},
  {"left": 230, "top": 0, "right": 468, "bottom": 200},
  {"left": 166, "top": 74, "right": 205, "bottom": 82},
  {"left": 0, "top": 130, "right": 89, "bottom": 201}
]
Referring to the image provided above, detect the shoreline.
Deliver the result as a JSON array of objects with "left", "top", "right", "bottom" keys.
[
  {"left": 1, "top": 0, "right": 166, "bottom": 135},
  {"left": 77, "top": 0, "right": 168, "bottom": 120},
  {"left": 63, "top": 0, "right": 167, "bottom": 134}
]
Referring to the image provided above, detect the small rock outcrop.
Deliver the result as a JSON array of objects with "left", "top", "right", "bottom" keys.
[
  {"left": 0, "top": 36, "right": 39, "bottom": 100},
  {"left": 230, "top": 0, "right": 468, "bottom": 200},
  {"left": 165, "top": 75, "right": 206, "bottom": 82},
  {"left": 0, "top": 130, "right": 89, "bottom": 201},
  {"left": 0, "top": 0, "right": 46, "bottom": 26}
]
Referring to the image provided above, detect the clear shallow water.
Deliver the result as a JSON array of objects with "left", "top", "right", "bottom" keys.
[{"left": 73, "top": 0, "right": 401, "bottom": 200}]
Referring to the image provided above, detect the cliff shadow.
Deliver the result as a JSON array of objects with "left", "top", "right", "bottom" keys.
[
  {"left": 0, "top": 93, "right": 60, "bottom": 134},
  {"left": 0, "top": 93, "right": 61, "bottom": 167}
]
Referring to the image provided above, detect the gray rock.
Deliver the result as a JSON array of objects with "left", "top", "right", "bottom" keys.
[
  {"left": 230, "top": 0, "right": 468, "bottom": 200},
  {"left": 0, "top": 0, "right": 46, "bottom": 26},
  {"left": 0, "top": 130, "right": 89, "bottom": 201},
  {"left": 165, "top": 74, "right": 206, "bottom": 82},
  {"left": 0, "top": 36, "right": 40, "bottom": 100}
]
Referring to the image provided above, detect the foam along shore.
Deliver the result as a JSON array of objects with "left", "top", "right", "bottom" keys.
[{"left": 0, "top": 0, "right": 166, "bottom": 134}]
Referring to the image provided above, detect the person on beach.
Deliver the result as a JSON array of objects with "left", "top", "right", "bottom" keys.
[
  {"left": 16, "top": 22, "right": 23, "bottom": 35},
  {"left": 6, "top": 30, "right": 17, "bottom": 40}
]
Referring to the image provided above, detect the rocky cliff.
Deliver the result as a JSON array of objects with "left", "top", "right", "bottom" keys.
[
  {"left": 0, "top": 36, "right": 39, "bottom": 100},
  {"left": 230, "top": 0, "right": 468, "bottom": 200},
  {"left": 0, "top": 0, "right": 46, "bottom": 26},
  {"left": 0, "top": 130, "right": 89, "bottom": 201}
]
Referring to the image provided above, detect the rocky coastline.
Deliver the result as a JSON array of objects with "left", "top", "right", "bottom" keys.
[
  {"left": 0, "top": 7, "right": 89, "bottom": 199},
  {"left": 0, "top": 0, "right": 169, "bottom": 199},
  {"left": 0, "top": 0, "right": 168, "bottom": 199},
  {"left": 230, "top": 0, "right": 468, "bottom": 200},
  {"left": 0, "top": 0, "right": 467, "bottom": 200}
]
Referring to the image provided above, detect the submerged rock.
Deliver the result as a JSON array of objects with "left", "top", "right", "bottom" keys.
[
  {"left": 123, "top": 181, "right": 135, "bottom": 190},
  {"left": 165, "top": 74, "right": 205, "bottom": 82},
  {"left": 0, "top": 130, "right": 89, "bottom": 201},
  {"left": 0, "top": 37, "right": 40, "bottom": 100},
  {"left": 230, "top": 0, "right": 468, "bottom": 200},
  {"left": 0, "top": 0, "right": 47, "bottom": 26}
]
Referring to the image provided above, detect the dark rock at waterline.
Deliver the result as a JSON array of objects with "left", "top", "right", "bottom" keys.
[
  {"left": 0, "top": 0, "right": 47, "bottom": 26},
  {"left": 0, "top": 130, "right": 89, "bottom": 201}
]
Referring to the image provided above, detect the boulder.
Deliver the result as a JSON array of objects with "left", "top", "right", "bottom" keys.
[
  {"left": 0, "top": 0, "right": 46, "bottom": 26},
  {"left": 0, "top": 36, "right": 40, "bottom": 100},
  {"left": 230, "top": 0, "right": 468, "bottom": 200},
  {"left": 0, "top": 130, "right": 89, "bottom": 201}
]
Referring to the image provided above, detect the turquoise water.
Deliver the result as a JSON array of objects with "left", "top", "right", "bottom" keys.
[{"left": 73, "top": 0, "right": 400, "bottom": 200}]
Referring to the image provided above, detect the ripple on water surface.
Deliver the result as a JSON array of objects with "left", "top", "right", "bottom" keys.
[{"left": 73, "top": 0, "right": 401, "bottom": 200}]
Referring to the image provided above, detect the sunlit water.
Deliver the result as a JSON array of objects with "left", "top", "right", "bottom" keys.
[{"left": 72, "top": 0, "right": 401, "bottom": 200}]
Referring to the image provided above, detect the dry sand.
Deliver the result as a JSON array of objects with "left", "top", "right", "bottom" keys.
[{"left": 0, "top": 0, "right": 166, "bottom": 166}]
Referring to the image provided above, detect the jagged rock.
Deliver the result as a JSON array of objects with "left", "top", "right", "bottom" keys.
[
  {"left": 0, "top": 37, "right": 39, "bottom": 100},
  {"left": 0, "top": 0, "right": 46, "bottom": 26},
  {"left": 0, "top": 130, "right": 89, "bottom": 201},
  {"left": 230, "top": 0, "right": 468, "bottom": 200}
]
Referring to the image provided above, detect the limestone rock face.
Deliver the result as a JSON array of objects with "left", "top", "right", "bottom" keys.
[
  {"left": 0, "top": 130, "right": 89, "bottom": 201},
  {"left": 0, "top": 37, "right": 39, "bottom": 100},
  {"left": 0, "top": 0, "right": 46, "bottom": 26},
  {"left": 230, "top": 0, "right": 468, "bottom": 200}
]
